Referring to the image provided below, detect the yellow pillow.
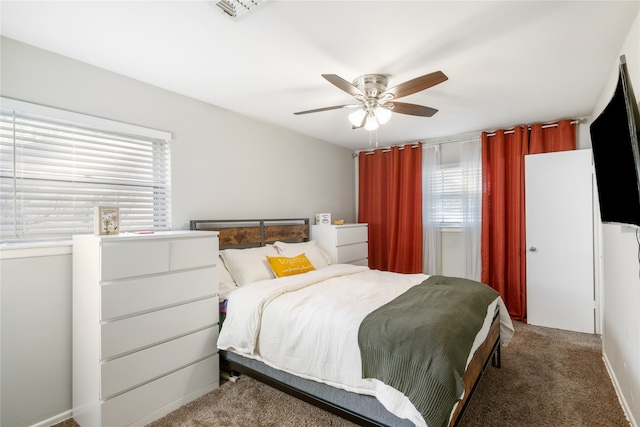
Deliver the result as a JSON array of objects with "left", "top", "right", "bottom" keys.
[{"left": 266, "top": 253, "right": 315, "bottom": 278}]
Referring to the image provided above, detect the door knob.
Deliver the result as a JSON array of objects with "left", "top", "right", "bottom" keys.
[{"left": 529, "top": 246, "right": 537, "bottom": 252}]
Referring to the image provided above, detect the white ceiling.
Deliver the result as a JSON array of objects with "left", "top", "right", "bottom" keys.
[{"left": 1, "top": 1, "right": 638, "bottom": 151}]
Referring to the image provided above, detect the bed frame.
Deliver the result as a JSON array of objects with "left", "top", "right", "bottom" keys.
[{"left": 191, "top": 218, "right": 501, "bottom": 427}]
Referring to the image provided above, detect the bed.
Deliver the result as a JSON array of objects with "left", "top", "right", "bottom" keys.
[{"left": 190, "top": 218, "right": 514, "bottom": 427}]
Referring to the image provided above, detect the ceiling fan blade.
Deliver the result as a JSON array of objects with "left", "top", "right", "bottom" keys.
[
  {"left": 294, "top": 105, "right": 352, "bottom": 115},
  {"left": 322, "top": 74, "right": 364, "bottom": 97},
  {"left": 383, "top": 71, "right": 448, "bottom": 99},
  {"left": 390, "top": 102, "right": 439, "bottom": 117}
]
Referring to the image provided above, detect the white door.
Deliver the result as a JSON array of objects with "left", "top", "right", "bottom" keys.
[{"left": 525, "top": 149, "right": 595, "bottom": 333}]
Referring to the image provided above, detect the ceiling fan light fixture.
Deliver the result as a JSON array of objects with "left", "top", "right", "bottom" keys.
[
  {"left": 348, "top": 109, "right": 366, "bottom": 127},
  {"left": 294, "top": 71, "right": 447, "bottom": 133},
  {"left": 374, "top": 106, "right": 392, "bottom": 125},
  {"left": 364, "top": 115, "right": 379, "bottom": 131}
]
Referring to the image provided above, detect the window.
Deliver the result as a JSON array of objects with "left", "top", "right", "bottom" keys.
[
  {"left": 427, "top": 164, "right": 463, "bottom": 226},
  {"left": 426, "top": 162, "right": 482, "bottom": 227},
  {"left": 0, "top": 98, "right": 172, "bottom": 242}
]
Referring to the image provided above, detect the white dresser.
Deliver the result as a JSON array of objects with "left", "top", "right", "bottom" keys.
[
  {"left": 310, "top": 223, "right": 368, "bottom": 266},
  {"left": 72, "top": 231, "right": 220, "bottom": 427}
]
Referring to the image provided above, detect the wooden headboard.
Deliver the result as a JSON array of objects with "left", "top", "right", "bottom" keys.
[{"left": 189, "top": 218, "right": 310, "bottom": 249}]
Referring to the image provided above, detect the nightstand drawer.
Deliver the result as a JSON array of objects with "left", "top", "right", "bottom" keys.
[
  {"left": 101, "top": 267, "right": 218, "bottom": 321},
  {"left": 335, "top": 226, "right": 368, "bottom": 246},
  {"left": 101, "top": 297, "right": 218, "bottom": 360},
  {"left": 101, "top": 327, "right": 218, "bottom": 399},
  {"left": 336, "top": 242, "right": 368, "bottom": 264}
]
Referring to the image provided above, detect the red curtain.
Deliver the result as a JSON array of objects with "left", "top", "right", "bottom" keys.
[
  {"left": 481, "top": 120, "right": 576, "bottom": 321},
  {"left": 358, "top": 143, "right": 423, "bottom": 273}
]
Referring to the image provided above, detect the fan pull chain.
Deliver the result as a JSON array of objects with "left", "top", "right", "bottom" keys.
[{"left": 368, "top": 129, "right": 379, "bottom": 148}]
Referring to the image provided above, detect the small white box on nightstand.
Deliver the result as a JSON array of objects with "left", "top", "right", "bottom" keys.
[{"left": 315, "top": 213, "right": 331, "bottom": 225}]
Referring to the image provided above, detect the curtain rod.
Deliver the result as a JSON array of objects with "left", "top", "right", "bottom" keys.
[
  {"left": 356, "top": 134, "right": 484, "bottom": 156},
  {"left": 355, "top": 143, "right": 420, "bottom": 157},
  {"left": 353, "top": 118, "right": 584, "bottom": 157},
  {"left": 484, "top": 119, "right": 581, "bottom": 137}
]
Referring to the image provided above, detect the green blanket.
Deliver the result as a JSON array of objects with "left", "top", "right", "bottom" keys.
[{"left": 357, "top": 275, "right": 499, "bottom": 427}]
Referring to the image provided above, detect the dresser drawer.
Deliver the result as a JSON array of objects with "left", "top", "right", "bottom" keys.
[
  {"left": 101, "top": 267, "right": 218, "bottom": 321},
  {"left": 335, "top": 225, "right": 368, "bottom": 246},
  {"left": 170, "top": 236, "right": 218, "bottom": 271},
  {"left": 336, "top": 242, "right": 368, "bottom": 264},
  {"left": 349, "top": 258, "right": 369, "bottom": 267},
  {"left": 101, "top": 297, "right": 218, "bottom": 360},
  {"left": 101, "top": 241, "right": 170, "bottom": 281},
  {"left": 102, "top": 355, "right": 219, "bottom": 427},
  {"left": 101, "top": 326, "right": 218, "bottom": 399}
]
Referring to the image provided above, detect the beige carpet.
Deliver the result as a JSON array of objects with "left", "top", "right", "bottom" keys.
[
  {"left": 457, "top": 321, "right": 629, "bottom": 426},
  {"left": 57, "top": 321, "right": 630, "bottom": 427}
]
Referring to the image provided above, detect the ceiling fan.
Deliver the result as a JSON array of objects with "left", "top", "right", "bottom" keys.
[{"left": 294, "top": 71, "right": 448, "bottom": 131}]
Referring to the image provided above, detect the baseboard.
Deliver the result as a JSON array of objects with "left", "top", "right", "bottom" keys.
[
  {"left": 602, "top": 352, "right": 637, "bottom": 427},
  {"left": 30, "top": 409, "right": 73, "bottom": 427}
]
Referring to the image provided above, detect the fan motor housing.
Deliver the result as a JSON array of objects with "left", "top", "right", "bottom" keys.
[{"left": 352, "top": 74, "right": 389, "bottom": 98}]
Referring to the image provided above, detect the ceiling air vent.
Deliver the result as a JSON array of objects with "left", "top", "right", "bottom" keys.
[{"left": 211, "top": 0, "right": 267, "bottom": 20}]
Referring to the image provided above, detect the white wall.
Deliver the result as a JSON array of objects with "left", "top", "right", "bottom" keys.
[
  {"left": 0, "top": 37, "right": 356, "bottom": 427},
  {"left": 591, "top": 11, "right": 640, "bottom": 426},
  {"left": 0, "top": 248, "right": 72, "bottom": 427}
]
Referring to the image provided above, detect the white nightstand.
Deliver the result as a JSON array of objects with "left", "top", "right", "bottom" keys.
[{"left": 311, "top": 223, "right": 368, "bottom": 266}]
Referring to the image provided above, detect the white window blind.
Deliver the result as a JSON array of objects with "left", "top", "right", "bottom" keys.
[
  {"left": 0, "top": 98, "right": 172, "bottom": 242},
  {"left": 429, "top": 165, "right": 462, "bottom": 226},
  {"left": 427, "top": 163, "right": 482, "bottom": 227}
]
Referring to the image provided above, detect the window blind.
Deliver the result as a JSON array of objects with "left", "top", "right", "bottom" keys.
[
  {"left": 0, "top": 99, "right": 171, "bottom": 241},
  {"left": 431, "top": 165, "right": 462, "bottom": 226},
  {"left": 427, "top": 163, "right": 483, "bottom": 227}
]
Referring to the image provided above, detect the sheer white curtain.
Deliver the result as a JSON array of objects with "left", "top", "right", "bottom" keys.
[
  {"left": 422, "top": 144, "right": 441, "bottom": 274},
  {"left": 460, "top": 137, "right": 482, "bottom": 280}
]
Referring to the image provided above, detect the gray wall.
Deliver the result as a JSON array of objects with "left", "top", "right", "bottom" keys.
[
  {"left": 0, "top": 37, "right": 356, "bottom": 228},
  {"left": 591, "top": 12, "right": 640, "bottom": 425},
  {"left": 0, "top": 36, "right": 356, "bottom": 427},
  {"left": 1, "top": 251, "right": 72, "bottom": 427}
]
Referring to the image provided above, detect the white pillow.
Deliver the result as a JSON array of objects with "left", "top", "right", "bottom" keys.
[
  {"left": 217, "top": 255, "right": 238, "bottom": 300},
  {"left": 220, "top": 246, "right": 279, "bottom": 287},
  {"left": 273, "top": 240, "right": 331, "bottom": 269}
]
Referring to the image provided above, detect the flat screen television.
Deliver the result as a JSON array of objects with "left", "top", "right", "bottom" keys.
[{"left": 590, "top": 55, "right": 640, "bottom": 228}]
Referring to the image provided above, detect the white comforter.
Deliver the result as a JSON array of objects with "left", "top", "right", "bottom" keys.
[{"left": 218, "top": 264, "right": 514, "bottom": 427}]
